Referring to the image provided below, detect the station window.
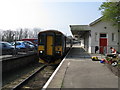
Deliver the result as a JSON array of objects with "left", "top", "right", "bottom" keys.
[
  {"left": 112, "top": 33, "right": 116, "bottom": 41},
  {"left": 95, "top": 32, "right": 98, "bottom": 41},
  {"left": 100, "top": 34, "right": 107, "bottom": 38}
]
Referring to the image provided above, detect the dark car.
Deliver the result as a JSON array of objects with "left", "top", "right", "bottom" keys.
[
  {"left": 0, "top": 41, "right": 19, "bottom": 55},
  {"left": 24, "top": 41, "right": 36, "bottom": 50}
]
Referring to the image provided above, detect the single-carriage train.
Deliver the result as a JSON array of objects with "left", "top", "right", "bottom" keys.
[{"left": 38, "top": 30, "right": 72, "bottom": 64}]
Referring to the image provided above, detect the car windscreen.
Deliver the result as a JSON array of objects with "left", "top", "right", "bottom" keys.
[
  {"left": 6, "top": 42, "right": 12, "bottom": 46},
  {"left": 0, "top": 43, "right": 2, "bottom": 48}
]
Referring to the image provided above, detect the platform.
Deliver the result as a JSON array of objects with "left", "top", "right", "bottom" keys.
[
  {"left": 0, "top": 55, "right": 12, "bottom": 61},
  {"left": 46, "top": 45, "right": 118, "bottom": 89}
]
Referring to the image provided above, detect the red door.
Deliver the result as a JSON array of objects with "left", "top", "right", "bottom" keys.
[{"left": 99, "top": 34, "right": 107, "bottom": 54}]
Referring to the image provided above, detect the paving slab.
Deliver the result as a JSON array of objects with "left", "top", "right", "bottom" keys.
[{"left": 47, "top": 46, "right": 118, "bottom": 89}]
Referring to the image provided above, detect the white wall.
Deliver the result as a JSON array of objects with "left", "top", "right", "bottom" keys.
[
  {"left": 88, "top": 34, "right": 91, "bottom": 53},
  {"left": 80, "top": 39, "right": 84, "bottom": 47},
  {"left": 90, "top": 20, "right": 118, "bottom": 53},
  {"left": 84, "top": 32, "right": 90, "bottom": 52}
]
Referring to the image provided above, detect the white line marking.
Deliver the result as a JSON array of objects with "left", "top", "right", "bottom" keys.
[
  {"left": 67, "top": 62, "right": 70, "bottom": 67},
  {"left": 42, "top": 48, "right": 72, "bottom": 90},
  {"left": 42, "top": 58, "right": 65, "bottom": 90}
]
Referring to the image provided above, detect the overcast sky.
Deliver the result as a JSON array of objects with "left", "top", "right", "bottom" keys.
[{"left": 0, "top": 0, "right": 107, "bottom": 35}]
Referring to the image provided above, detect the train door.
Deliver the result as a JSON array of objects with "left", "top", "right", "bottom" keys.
[
  {"left": 99, "top": 33, "right": 107, "bottom": 54},
  {"left": 46, "top": 35, "right": 53, "bottom": 55}
]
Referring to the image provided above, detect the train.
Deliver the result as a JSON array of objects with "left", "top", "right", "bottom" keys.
[{"left": 38, "top": 30, "right": 72, "bottom": 64}]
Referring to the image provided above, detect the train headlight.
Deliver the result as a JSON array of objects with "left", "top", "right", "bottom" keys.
[
  {"left": 40, "top": 50, "right": 43, "bottom": 53},
  {"left": 56, "top": 51, "right": 61, "bottom": 54}
]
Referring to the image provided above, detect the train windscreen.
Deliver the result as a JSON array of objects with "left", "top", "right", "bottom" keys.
[
  {"left": 39, "top": 34, "right": 45, "bottom": 45},
  {"left": 55, "top": 34, "right": 62, "bottom": 45}
]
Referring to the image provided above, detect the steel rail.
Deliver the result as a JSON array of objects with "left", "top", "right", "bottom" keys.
[{"left": 2, "top": 64, "right": 47, "bottom": 90}]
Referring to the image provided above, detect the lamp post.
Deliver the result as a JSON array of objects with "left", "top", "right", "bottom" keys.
[{"left": 13, "top": 33, "right": 17, "bottom": 56}]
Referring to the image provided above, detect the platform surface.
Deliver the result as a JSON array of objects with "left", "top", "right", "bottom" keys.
[{"left": 47, "top": 45, "right": 118, "bottom": 89}]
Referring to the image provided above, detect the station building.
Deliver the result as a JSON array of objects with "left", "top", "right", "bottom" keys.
[{"left": 70, "top": 17, "right": 120, "bottom": 54}]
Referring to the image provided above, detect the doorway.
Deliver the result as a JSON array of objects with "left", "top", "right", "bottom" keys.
[
  {"left": 46, "top": 35, "right": 53, "bottom": 55},
  {"left": 99, "top": 33, "right": 107, "bottom": 54}
]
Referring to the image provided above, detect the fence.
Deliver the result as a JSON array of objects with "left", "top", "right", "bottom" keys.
[{"left": 1, "top": 47, "right": 38, "bottom": 57}]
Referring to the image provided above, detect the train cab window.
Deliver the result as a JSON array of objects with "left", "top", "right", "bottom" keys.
[
  {"left": 55, "top": 34, "right": 62, "bottom": 45},
  {"left": 39, "top": 34, "right": 45, "bottom": 45}
]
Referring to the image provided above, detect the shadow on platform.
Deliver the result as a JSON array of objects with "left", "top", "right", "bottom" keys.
[{"left": 66, "top": 47, "right": 91, "bottom": 59}]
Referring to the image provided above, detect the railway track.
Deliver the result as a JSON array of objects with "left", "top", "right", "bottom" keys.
[
  {"left": 2, "top": 64, "right": 49, "bottom": 90},
  {"left": 2, "top": 51, "right": 69, "bottom": 90}
]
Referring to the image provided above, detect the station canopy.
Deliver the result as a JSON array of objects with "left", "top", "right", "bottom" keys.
[{"left": 70, "top": 25, "right": 91, "bottom": 38}]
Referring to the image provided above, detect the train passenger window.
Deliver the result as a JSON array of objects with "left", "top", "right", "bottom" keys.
[
  {"left": 39, "top": 34, "right": 45, "bottom": 45},
  {"left": 55, "top": 34, "right": 62, "bottom": 45}
]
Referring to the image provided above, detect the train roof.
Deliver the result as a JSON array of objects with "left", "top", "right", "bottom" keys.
[
  {"left": 38, "top": 30, "right": 73, "bottom": 39},
  {"left": 38, "top": 30, "right": 64, "bottom": 35}
]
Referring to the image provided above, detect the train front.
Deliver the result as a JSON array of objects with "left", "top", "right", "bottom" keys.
[{"left": 38, "top": 30, "right": 64, "bottom": 64}]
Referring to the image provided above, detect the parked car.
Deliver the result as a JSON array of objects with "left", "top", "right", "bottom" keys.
[
  {"left": 24, "top": 41, "right": 37, "bottom": 50},
  {"left": 11, "top": 41, "right": 34, "bottom": 51},
  {"left": 0, "top": 41, "right": 19, "bottom": 55}
]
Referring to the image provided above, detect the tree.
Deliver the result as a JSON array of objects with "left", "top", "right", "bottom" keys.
[
  {"left": 0, "top": 30, "right": 3, "bottom": 41},
  {"left": 23, "top": 28, "right": 28, "bottom": 39},
  {"left": 2, "top": 30, "right": 15, "bottom": 42},
  {"left": 33, "top": 28, "right": 41, "bottom": 38},
  {"left": 19, "top": 29, "right": 23, "bottom": 40},
  {"left": 99, "top": 2, "right": 120, "bottom": 26}
]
